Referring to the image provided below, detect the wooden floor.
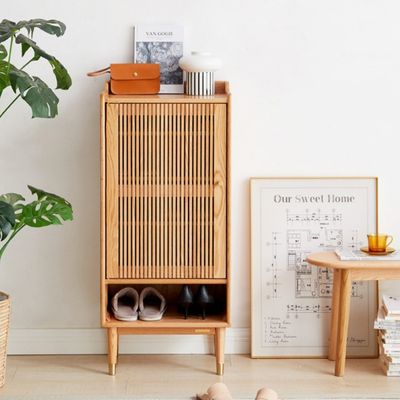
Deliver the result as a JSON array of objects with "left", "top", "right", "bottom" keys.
[{"left": 0, "top": 355, "right": 400, "bottom": 399}]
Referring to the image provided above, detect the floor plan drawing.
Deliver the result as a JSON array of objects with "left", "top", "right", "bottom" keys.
[{"left": 251, "top": 178, "right": 378, "bottom": 357}]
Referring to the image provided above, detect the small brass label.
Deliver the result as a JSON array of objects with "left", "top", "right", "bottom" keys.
[{"left": 195, "top": 329, "right": 211, "bottom": 333}]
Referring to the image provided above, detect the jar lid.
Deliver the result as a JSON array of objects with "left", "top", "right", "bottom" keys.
[{"left": 179, "top": 51, "right": 222, "bottom": 72}]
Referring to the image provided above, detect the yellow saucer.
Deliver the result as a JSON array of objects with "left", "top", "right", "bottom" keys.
[{"left": 360, "top": 247, "right": 396, "bottom": 256}]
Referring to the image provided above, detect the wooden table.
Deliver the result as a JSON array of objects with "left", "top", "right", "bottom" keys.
[{"left": 306, "top": 252, "right": 400, "bottom": 377}]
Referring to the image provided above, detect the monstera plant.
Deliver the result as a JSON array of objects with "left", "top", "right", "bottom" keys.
[
  {"left": 0, "top": 19, "right": 73, "bottom": 388},
  {"left": 0, "top": 18, "right": 73, "bottom": 253},
  {"left": 0, "top": 18, "right": 72, "bottom": 118},
  {"left": 0, "top": 186, "right": 73, "bottom": 260}
]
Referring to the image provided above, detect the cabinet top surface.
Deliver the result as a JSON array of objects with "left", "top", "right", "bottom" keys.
[
  {"left": 102, "top": 81, "right": 230, "bottom": 104},
  {"left": 307, "top": 252, "right": 400, "bottom": 269}
]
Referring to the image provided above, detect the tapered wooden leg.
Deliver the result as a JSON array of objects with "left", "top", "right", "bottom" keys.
[
  {"left": 329, "top": 269, "right": 342, "bottom": 361},
  {"left": 335, "top": 270, "right": 351, "bottom": 377},
  {"left": 215, "top": 328, "right": 225, "bottom": 375},
  {"left": 108, "top": 327, "right": 118, "bottom": 375}
]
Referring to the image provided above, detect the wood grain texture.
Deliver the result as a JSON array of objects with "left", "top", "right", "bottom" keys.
[
  {"left": 105, "top": 278, "right": 227, "bottom": 284},
  {"left": 328, "top": 269, "right": 341, "bottom": 361},
  {"left": 226, "top": 85, "right": 232, "bottom": 324},
  {"left": 215, "top": 327, "right": 226, "bottom": 375},
  {"left": 104, "top": 313, "right": 229, "bottom": 329},
  {"left": 335, "top": 270, "right": 351, "bottom": 377},
  {"left": 107, "top": 328, "right": 118, "bottom": 375},
  {"left": 307, "top": 251, "right": 400, "bottom": 377},
  {"left": 100, "top": 93, "right": 107, "bottom": 324},
  {"left": 105, "top": 101, "right": 227, "bottom": 280},
  {"left": 105, "top": 104, "right": 119, "bottom": 278},
  {"left": 213, "top": 105, "right": 227, "bottom": 278},
  {"left": 307, "top": 252, "right": 400, "bottom": 270},
  {"left": 119, "top": 327, "right": 216, "bottom": 335},
  {"left": 101, "top": 85, "right": 231, "bottom": 375},
  {"left": 0, "top": 294, "right": 10, "bottom": 388},
  {"left": 4, "top": 355, "right": 398, "bottom": 399}
]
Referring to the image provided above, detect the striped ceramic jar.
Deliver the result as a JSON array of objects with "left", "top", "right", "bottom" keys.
[{"left": 179, "top": 52, "right": 222, "bottom": 96}]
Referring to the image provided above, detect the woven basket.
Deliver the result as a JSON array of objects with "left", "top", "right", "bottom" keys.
[{"left": 0, "top": 292, "right": 10, "bottom": 388}]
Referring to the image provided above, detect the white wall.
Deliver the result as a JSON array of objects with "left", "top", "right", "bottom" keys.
[{"left": 1, "top": 0, "right": 400, "bottom": 354}]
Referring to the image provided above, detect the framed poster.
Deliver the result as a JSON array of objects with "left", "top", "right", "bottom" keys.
[{"left": 250, "top": 177, "right": 378, "bottom": 358}]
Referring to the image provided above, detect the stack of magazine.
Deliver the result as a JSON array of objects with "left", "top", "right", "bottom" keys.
[{"left": 374, "top": 295, "right": 400, "bottom": 376}]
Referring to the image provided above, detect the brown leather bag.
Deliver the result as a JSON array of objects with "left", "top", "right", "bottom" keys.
[{"left": 87, "top": 64, "right": 160, "bottom": 95}]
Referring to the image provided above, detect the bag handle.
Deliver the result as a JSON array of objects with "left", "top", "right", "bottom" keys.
[{"left": 87, "top": 66, "right": 110, "bottom": 77}]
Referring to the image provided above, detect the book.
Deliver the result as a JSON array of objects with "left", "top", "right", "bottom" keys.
[
  {"left": 382, "top": 342, "right": 400, "bottom": 351},
  {"left": 381, "top": 356, "right": 400, "bottom": 369},
  {"left": 335, "top": 247, "right": 400, "bottom": 261},
  {"left": 374, "top": 307, "right": 400, "bottom": 329},
  {"left": 381, "top": 353, "right": 400, "bottom": 364},
  {"left": 380, "top": 332, "right": 400, "bottom": 344},
  {"left": 381, "top": 360, "right": 400, "bottom": 376},
  {"left": 382, "top": 366, "right": 400, "bottom": 376},
  {"left": 133, "top": 24, "right": 184, "bottom": 94},
  {"left": 379, "top": 339, "right": 400, "bottom": 357},
  {"left": 381, "top": 329, "right": 400, "bottom": 340},
  {"left": 383, "top": 294, "right": 400, "bottom": 316}
]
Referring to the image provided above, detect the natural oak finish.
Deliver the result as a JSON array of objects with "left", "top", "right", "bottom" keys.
[
  {"left": 307, "top": 251, "right": 400, "bottom": 377},
  {"left": 328, "top": 269, "right": 341, "bottom": 361},
  {"left": 107, "top": 327, "right": 117, "bottom": 376},
  {"left": 100, "top": 82, "right": 231, "bottom": 376},
  {"left": 4, "top": 355, "right": 400, "bottom": 399},
  {"left": 105, "top": 102, "right": 226, "bottom": 280},
  {"left": 336, "top": 269, "right": 351, "bottom": 377},
  {"left": 104, "top": 313, "right": 228, "bottom": 329},
  {"left": 215, "top": 327, "right": 226, "bottom": 375},
  {"left": 0, "top": 294, "right": 10, "bottom": 388}
]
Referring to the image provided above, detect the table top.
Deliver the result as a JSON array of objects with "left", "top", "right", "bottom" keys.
[{"left": 306, "top": 252, "right": 400, "bottom": 270}]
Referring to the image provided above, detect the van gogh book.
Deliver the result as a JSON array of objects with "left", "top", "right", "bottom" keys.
[{"left": 133, "top": 24, "right": 184, "bottom": 94}]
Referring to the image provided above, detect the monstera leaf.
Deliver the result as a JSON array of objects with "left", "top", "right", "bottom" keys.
[
  {"left": 0, "top": 60, "right": 11, "bottom": 96},
  {"left": 0, "top": 19, "right": 66, "bottom": 42},
  {"left": 0, "top": 20, "right": 16, "bottom": 43},
  {"left": 28, "top": 185, "right": 71, "bottom": 205},
  {"left": 0, "top": 193, "right": 25, "bottom": 223},
  {"left": 9, "top": 69, "right": 59, "bottom": 118},
  {"left": 16, "top": 19, "right": 66, "bottom": 37},
  {"left": 16, "top": 34, "right": 71, "bottom": 90},
  {"left": 0, "top": 44, "right": 6, "bottom": 60},
  {"left": 0, "top": 193, "right": 25, "bottom": 206},
  {"left": 21, "top": 186, "right": 73, "bottom": 227},
  {"left": 0, "top": 18, "right": 71, "bottom": 119},
  {"left": 0, "top": 186, "right": 73, "bottom": 260},
  {"left": 0, "top": 201, "right": 15, "bottom": 241}
]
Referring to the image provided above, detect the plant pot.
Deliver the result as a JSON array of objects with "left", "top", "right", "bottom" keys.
[{"left": 0, "top": 292, "right": 10, "bottom": 388}]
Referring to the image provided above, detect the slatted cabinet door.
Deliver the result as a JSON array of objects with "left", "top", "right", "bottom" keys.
[{"left": 106, "top": 102, "right": 226, "bottom": 279}]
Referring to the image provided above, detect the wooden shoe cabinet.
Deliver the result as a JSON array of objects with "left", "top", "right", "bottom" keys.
[{"left": 100, "top": 82, "right": 231, "bottom": 375}]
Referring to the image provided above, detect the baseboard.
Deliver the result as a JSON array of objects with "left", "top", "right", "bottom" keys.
[{"left": 7, "top": 327, "right": 250, "bottom": 355}]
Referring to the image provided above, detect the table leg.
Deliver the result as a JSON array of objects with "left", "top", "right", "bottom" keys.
[
  {"left": 335, "top": 270, "right": 351, "bottom": 377},
  {"left": 329, "top": 269, "right": 342, "bottom": 361},
  {"left": 215, "top": 328, "right": 225, "bottom": 375},
  {"left": 108, "top": 327, "right": 118, "bottom": 375}
]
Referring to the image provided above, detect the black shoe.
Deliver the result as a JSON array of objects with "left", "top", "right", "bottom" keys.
[
  {"left": 195, "top": 285, "right": 215, "bottom": 320},
  {"left": 178, "top": 285, "right": 194, "bottom": 319}
]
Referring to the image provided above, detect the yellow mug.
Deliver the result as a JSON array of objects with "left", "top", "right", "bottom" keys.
[{"left": 367, "top": 234, "right": 393, "bottom": 252}]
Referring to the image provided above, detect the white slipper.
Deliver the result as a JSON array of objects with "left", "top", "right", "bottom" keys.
[
  {"left": 111, "top": 287, "right": 139, "bottom": 321},
  {"left": 255, "top": 388, "right": 280, "bottom": 400},
  {"left": 139, "top": 287, "right": 167, "bottom": 321}
]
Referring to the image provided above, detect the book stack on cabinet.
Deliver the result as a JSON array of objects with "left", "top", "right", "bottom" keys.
[
  {"left": 375, "top": 295, "right": 400, "bottom": 376},
  {"left": 100, "top": 81, "right": 231, "bottom": 376}
]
